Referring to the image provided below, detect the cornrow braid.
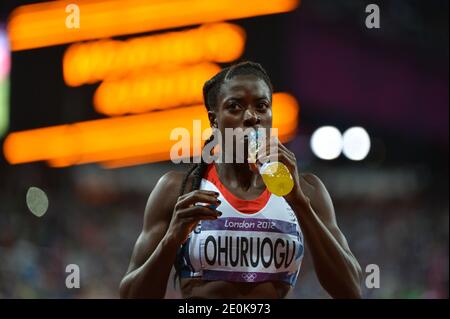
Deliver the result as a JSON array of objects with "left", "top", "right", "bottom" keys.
[
  {"left": 177, "top": 133, "right": 216, "bottom": 197},
  {"left": 173, "top": 134, "right": 214, "bottom": 287},
  {"left": 178, "top": 163, "right": 198, "bottom": 197},
  {"left": 173, "top": 61, "right": 273, "bottom": 288}
]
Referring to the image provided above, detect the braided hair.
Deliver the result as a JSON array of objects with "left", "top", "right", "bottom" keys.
[{"left": 173, "top": 61, "right": 273, "bottom": 287}]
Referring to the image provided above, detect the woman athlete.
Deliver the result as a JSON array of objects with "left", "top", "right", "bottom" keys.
[{"left": 119, "top": 61, "right": 362, "bottom": 299}]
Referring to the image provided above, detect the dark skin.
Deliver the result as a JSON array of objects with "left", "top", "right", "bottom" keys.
[{"left": 119, "top": 74, "right": 363, "bottom": 299}]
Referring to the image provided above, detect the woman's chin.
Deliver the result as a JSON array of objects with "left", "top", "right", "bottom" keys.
[{"left": 248, "top": 162, "right": 259, "bottom": 174}]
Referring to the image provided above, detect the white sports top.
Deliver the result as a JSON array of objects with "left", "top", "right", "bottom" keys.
[{"left": 175, "top": 164, "right": 304, "bottom": 286}]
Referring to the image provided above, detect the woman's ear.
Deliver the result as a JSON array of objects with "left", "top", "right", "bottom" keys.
[{"left": 208, "top": 111, "right": 217, "bottom": 128}]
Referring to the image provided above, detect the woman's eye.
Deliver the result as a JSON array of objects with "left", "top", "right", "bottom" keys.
[
  {"left": 228, "top": 103, "right": 240, "bottom": 110},
  {"left": 257, "top": 102, "right": 268, "bottom": 110}
]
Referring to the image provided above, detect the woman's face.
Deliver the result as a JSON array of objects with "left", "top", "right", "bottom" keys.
[{"left": 210, "top": 74, "right": 273, "bottom": 162}]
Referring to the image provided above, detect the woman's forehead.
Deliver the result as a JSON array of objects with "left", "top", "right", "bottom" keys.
[{"left": 217, "top": 74, "right": 271, "bottom": 101}]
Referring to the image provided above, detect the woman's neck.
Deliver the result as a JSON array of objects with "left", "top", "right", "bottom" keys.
[{"left": 214, "top": 162, "right": 264, "bottom": 193}]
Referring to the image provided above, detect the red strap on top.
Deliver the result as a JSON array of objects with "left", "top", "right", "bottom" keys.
[{"left": 204, "top": 163, "right": 271, "bottom": 214}]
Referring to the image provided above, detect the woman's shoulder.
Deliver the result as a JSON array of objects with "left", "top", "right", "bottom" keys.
[
  {"left": 152, "top": 170, "right": 193, "bottom": 198},
  {"left": 142, "top": 170, "right": 194, "bottom": 224},
  {"left": 299, "top": 172, "right": 325, "bottom": 190},
  {"left": 298, "top": 172, "right": 333, "bottom": 204},
  {"left": 151, "top": 169, "right": 197, "bottom": 201},
  {"left": 157, "top": 170, "right": 188, "bottom": 188}
]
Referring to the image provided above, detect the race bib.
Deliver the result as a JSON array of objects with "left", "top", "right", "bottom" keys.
[{"left": 189, "top": 217, "right": 304, "bottom": 284}]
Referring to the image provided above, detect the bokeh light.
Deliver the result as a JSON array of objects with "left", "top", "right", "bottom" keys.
[
  {"left": 310, "top": 126, "right": 343, "bottom": 160},
  {"left": 342, "top": 127, "right": 371, "bottom": 161}
]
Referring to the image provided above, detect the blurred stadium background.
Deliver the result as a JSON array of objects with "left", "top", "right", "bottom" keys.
[{"left": 0, "top": 0, "right": 448, "bottom": 298}]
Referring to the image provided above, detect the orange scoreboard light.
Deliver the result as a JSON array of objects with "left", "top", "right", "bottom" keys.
[{"left": 4, "top": 0, "right": 301, "bottom": 168}]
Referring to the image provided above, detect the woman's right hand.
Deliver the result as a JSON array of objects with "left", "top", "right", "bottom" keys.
[{"left": 165, "top": 190, "right": 222, "bottom": 245}]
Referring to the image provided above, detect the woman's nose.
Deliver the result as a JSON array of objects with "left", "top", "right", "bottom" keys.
[{"left": 243, "top": 109, "right": 260, "bottom": 126}]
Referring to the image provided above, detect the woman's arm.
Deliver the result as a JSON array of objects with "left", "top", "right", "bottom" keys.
[
  {"left": 291, "top": 173, "right": 363, "bottom": 299},
  {"left": 119, "top": 171, "right": 221, "bottom": 299},
  {"left": 119, "top": 172, "right": 181, "bottom": 299},
  {"left": 259, "top": 138, "right": 362, "bottom": 298}
]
